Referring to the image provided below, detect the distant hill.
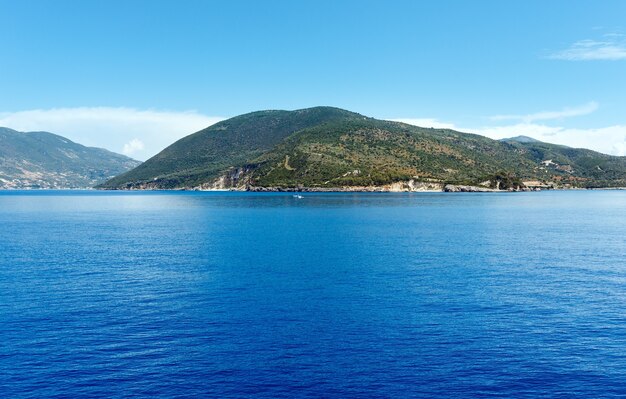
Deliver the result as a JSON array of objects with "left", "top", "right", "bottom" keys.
[
  {"left": 501, "top": 135, "right": 541, "bottom": 144},
  {"left": 0, "top": 127, "right": 141, "bottom": 189},
  {"left": 98, "top": 107, "right": 626, "bottom": 190}
]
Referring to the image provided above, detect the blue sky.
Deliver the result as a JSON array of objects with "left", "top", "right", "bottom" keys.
[{"left": 2, "top": 0, "right": 626, "bottom": 160}]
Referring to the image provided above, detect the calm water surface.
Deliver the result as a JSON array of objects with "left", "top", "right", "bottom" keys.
[{"left": 1, "top": 191, "right": 625, "bottom": 398}]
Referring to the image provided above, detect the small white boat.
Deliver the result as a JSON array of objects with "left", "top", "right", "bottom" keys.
[{"left": 293, "top": 194, "right": 304, "bottom": 199}]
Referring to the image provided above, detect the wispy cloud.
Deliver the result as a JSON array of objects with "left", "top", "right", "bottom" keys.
[
  {"left": 0, "top": 107, "right": 225, "bottom": 160},
  {"left": 489, "top": 102, "right": 599, "bottom": 123},
  {"left": 549, "top": 34, "right": 626, "bottom": 61},
  {"left": 389, "top": 118, "right": 457, "bottom": 130}
]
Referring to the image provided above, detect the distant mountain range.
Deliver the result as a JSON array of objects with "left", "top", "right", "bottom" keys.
[
  {"left": 98, "top": 107, "right": 626, "bottom": 191},
  {"left": 0, "top": 127, "right": 141, "bottom": 189}
]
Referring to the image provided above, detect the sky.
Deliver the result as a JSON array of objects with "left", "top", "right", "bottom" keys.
[{"left": 2, "top": 0, "right": 626, "bottom": 160}]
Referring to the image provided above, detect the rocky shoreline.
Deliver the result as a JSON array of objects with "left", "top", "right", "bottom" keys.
[
  {"left": 184, "top": 174, "right": 565, "bottom": 192},
  {"left": 93, "top": 178, "right": 626, "bottom": 193},
  {"left": 193, "top": 183, "right": 540, "bottom": 193}
]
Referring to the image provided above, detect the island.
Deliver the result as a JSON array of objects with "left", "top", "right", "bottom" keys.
[{"left": 92, "top": 106, "right": 626, "bottom": 192}]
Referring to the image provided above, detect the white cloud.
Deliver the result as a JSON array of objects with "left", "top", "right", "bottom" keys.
[
  {"left": 549, "top": 35, "right": 626, "bottom": 61},
  {"left": 389, "top": 115, "right": 626, "bottom": 157},
  {"left": 0, "top": 107, "right": 225, "bottom": 160},
  {"left": 122, "top": 138, "right": 145, "bottom": 156},
  {"left": 389, "top": 118, "right": 457, "bottom": 130},
  {"left": 477, "top": 123, "right": 561, "bottom": 138},
  {"left": 479, "top": 124, "right": 626, "bottom": 156},
  {"left": 489, "top": 102, "right": 599, "bottom": 123}
]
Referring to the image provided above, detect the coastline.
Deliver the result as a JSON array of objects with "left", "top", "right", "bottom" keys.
[
  {"left": 4, "top": 180, "right": 626, "bottom": 192},
  {"left": 2, "top": 186, "right": 626, "bottom": 192}
]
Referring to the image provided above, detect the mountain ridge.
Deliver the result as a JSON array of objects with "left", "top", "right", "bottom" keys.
[
  {"left": 0, "top": 127, "right": 141, "bottom": 189},
  {"left": 98, "top": 107, "right": 626, "bottom": 191}
]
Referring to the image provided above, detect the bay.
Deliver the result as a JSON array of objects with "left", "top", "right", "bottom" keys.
[{"left": 1, "top": 191, "right": 625, "bottom": 398}]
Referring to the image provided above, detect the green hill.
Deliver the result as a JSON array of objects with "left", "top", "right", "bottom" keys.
[
  {"left": 101, "top": 107, "right": 362, "bottom": 188},
  {"left": 0, "top": 127, "right": 141, "bottom": 189},
  {"left": 98, "top": 107, "right": 626, "bottom": 190}
]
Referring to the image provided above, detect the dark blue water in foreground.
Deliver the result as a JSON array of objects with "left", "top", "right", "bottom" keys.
[{"left": 1, "top": 191, "right": 625, "bottom": 398}]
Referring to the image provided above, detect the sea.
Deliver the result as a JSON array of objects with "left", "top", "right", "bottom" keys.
[{"left": 1, "top": 190, "right": 625, "bottom": 398}]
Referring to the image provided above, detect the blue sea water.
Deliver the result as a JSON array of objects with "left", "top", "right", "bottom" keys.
[{"left": 0, "top": 190, "right": 625, "bottom": 398}]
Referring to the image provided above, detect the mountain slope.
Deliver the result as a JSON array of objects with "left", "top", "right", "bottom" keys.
[
  {"left": 99, "top": 107, "right": 626, "bottom": 190},
  {"left": 0, "top": 127, "right": 141, "bottom": 189},
  {"left": 101, "top": 107, "right": 362, "bottom": 189},
  {"left": 499, "top": 138, "right": 626, "bottom": 187}
]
